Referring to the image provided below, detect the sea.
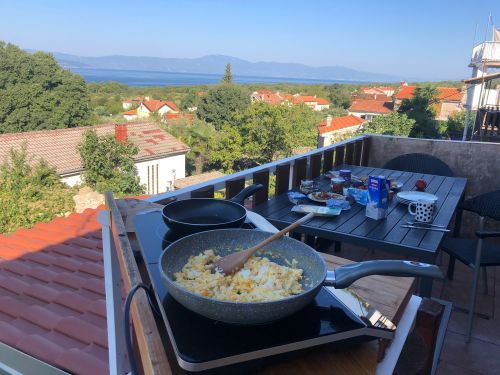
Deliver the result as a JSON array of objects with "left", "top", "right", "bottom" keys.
[{"left": 70, "top": 67, "right": 366, "bottom": 87}]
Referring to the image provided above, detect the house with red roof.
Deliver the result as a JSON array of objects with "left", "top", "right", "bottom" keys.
[
  {"left": 0, "top": 121, "right": 190, "bottom": 195},
  {"left": 292, "top": 95, "right": 330, "bottom": 111},
  {"left": 317, "top": 115, "right": 367, "bottom": 147},
  {"left": 361, "top": 87, "right": 395, "bottom": 98},
  {"left": 395, "top": 82, "right": 465, "bottom": 120},
  {"left": 250, "top": 91, "right": 330, "bottom": 111},
  {"left": 136, "top": 99, "right": 180, "bottom": 119},
  {"left": 348, "top": 98, "right": 394, "bottom": 121},
  {"left": 122, "top": 96, "right": 147, "bottom": 109}
]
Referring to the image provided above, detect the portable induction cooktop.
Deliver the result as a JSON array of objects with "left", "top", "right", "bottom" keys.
[{"left": 133, "top": 210, "right": 397, "bottom": 373}]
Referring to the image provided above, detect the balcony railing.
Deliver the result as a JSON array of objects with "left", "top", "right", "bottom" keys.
[{"left": 147, "top": 135, "right": 370, "bottom": 206}]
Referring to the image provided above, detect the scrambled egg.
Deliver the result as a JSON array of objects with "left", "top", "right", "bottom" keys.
[{"left": 174, "top": 250, "right": 303, "bottom": 302}]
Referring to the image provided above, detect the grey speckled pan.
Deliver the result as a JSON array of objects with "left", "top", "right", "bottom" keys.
[{"left": 159, "top": 229, "right": 442, "bottom": 325}]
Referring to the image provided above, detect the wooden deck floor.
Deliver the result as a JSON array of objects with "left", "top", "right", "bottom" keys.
[{"left": 326, "top": 243, "right": 499, "bottom": 375}]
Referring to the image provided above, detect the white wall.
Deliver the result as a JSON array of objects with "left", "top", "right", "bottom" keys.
[
  {"left": 60, "top": 153, "right": 186, "bottom": 194},
  {"left": 61, "top": 174, "right": 82, "bottom": 187},
  {"left": 135, "top": 154, "right": 186, "bottom": 195}
]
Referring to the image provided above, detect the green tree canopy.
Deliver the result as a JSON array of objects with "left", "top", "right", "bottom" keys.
[
  {"left": 362, "top": 112, "right": 416, "bottom": 137},
  {"left": 0, "top": 41, "right": 91, "bottom": 133},
  {"left": 196, "top": 84, "right": 250, "bottom": 129},
  {"left": 0, "top": 145, "right": 74, "bottom": 233},
  {"left": 398, "top": 86, "right": 439, "bottom": 138},
  {"left": 326, "top": 84, "right": 352, "bottom": 109},
  {"left": 222, "top": 63, "right": 233, "bottom": 84},
  {"left": 180, "top": 90, "right": 200, "bottom": 111},
  {"left": 78, "top": 130, "right": 145, "bottom": 196},
  {"left": 443, "top": 110, "right": 471, "bottom": 139},
  {"left": 208, "top": 102, "right": 317, "bottom": 172}
]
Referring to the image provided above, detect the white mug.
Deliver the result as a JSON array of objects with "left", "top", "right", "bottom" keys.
[{"left": 408, "top": 199, "right": 435, "bottom": 223}]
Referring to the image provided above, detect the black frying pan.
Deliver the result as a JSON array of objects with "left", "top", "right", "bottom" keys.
[
  {"left": 159, "top": 229, "right": 443, "bottom": 325},
  {"left": 161, "top": 184, "right": 263, "bottom": 236}
]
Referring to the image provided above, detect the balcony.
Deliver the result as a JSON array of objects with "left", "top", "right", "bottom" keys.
[
  {"left": 470, "top": 41, "right": 500, "bottom": 68},
  {"left": 97, "top": 134, "right": 500, "bottom": 374}
]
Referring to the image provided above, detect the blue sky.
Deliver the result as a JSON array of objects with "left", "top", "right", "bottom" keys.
[{"left": 0, "top": 0, "right": 498, "bottom": 80}]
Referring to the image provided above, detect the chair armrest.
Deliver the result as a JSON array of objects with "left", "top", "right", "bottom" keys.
[{"left": 475, "top": 231, "right": 500, "bottom": 239}]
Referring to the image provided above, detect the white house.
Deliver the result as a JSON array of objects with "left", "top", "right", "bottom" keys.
[
  {"left": 348, "top": 99, "right": 394, "bottom": 121},
  {"left": 0, "top": 121, "right": 190, "bottom": 195},
  {"left": 317, "top": 115, "right": 367, "bottom": 147},
  {"left": 136, "top": 100, "right": 180, "bottom": 118}
]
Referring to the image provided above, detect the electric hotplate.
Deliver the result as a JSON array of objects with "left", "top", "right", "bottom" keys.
[{"left": 133, "top": 210, "right": 396, "bottom": 373}]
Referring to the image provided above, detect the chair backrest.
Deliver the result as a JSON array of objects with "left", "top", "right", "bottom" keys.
[
  {"left": 383, "top": 153, "right": 454, "bottom": 177},
  {"left": 460, "top": 190, "right": 500, "bottom": 221}
]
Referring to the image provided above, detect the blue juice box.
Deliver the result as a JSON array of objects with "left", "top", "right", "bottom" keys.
[{"left": 365, "top": 176, "right": 389, "bottom": 220}]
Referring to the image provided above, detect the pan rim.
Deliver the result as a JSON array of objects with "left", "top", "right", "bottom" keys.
[
  {"left": 159, "top": 228, "right": 328, "bottom": 306},
  {"left": 162, "top": 199, "right": 247, "bottom": 227}
]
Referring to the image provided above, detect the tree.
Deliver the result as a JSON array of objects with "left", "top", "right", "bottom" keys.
[
  {"left": 78, "top": 130, "right": 145, "bottom": 196},
  {"left": 222, "top": 63, "right": 233, "bottom": 84},
  {"left": 196, "top": 84, "right": 250, "bottom": 129},
  {"left": 326, "top": 84, "right": 352, "bottom": 109},
  {"left": 444, "top": 110, "right": 472, "bottom": 139},
  {"left": 0, "top": 145, "right": 74, "bottom": 233},
  {"left": 180, "top": 90, "right": 199, "bottom": 111},
  {"left": 398, "top": 86, "right": 439, "bottom": 138},
  {"left": 0, "top": 41, "right": 91, "bottom": 133},
  {"left": 208, "top": 102, "right": 317, "bottom": 172},
  {"left": 362, "top": 112, "right": 416, "bottom": 137}
]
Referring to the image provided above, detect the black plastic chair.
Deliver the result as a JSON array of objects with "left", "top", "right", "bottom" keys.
[
  {"left": 383, "top": 153, "right": 454, "bottom": 177},
  {"left": 440, "top": 190, "right": 500, "bottom": 342}
]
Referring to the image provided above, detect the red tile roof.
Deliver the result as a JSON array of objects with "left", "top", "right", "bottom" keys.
[
  {"left": 123, "top": 109, "right": 138, "bottom": 116},
  {"left": 396, "top": 86, "right": 463, "bottom": 102},
  {"left": 316, "top": 98, "right": 330, "bottom": 105},
  {"left": 142, "top": 100, "right": 179, "bottom": 113},
  {"left": 163, "top": 113, "right": 194, "bottom": 122},
  {"left": 0, "top": 121, "right": 190, "bottom": 175},
  {"left": 318, "top": 115, "right": 367, "bottom": 134},
  {"left": 395, "top": 85, "right": 417, "bottom": 100},
  {"left": 0, "top": 208, "right": 111, "bottom": 375},
  {"left": 349, "top": 99, "right": 394, "bottom": 114}
]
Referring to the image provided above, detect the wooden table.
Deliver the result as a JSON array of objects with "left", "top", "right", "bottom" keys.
[{"left": 252, "top": 165, "right": 467, "bottom": 296}]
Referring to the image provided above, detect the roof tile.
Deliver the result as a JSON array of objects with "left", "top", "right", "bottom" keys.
[
  {"left": 21, "top": 306, "right": 61, "bottom": 330},
  {"left": 0, "top": 121, "right": 189, "bottom": 175},
  {"left": 55, "top": 317, "right": 107, "bottom": 348},
  {"left": 55, "top": 348, "right": 108, "bottom": 375},
  {"left": 349, "top": 99, "right": 394, "bottom": 114},
  {"left": 0, "top": 207, "right": 112, "bottom": 374},
  {"left": 16, "top": 335, "right": 64, "bottom": 364}
]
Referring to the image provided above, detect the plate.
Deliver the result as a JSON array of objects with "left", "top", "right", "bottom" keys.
[
  {"left": 390, "top": 181, "right": 403, "bottom": 190},
  {"left": 308, "top": 192, "right": 344, "bottom": 203},
  {"left": 396, "top": 191, "right": 438, "bottom": 204}
]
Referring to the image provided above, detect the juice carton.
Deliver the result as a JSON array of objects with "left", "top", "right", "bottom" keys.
[{"left": 365, "top": 176, "right": 389, "bottom": 220}]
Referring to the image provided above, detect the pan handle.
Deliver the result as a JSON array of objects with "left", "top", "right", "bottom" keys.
[
  {"left": 228, "top": 184, "right": 264, "bottom": 205},
  {"left": 324, "top": 260, "right": 443, "bottom": 289}
]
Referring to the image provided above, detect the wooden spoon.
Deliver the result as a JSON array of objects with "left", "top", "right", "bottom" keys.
[{"left": 212, "top": 212, "right": 315, "bottom": 275}]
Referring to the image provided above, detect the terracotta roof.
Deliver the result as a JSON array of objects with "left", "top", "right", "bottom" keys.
[
  {"left": 0, "top": 121, "right": 190, "bottom": 175},
  {"left": 163, "top": 113, "right": 194, "bottom": 122},
  {"left": 316, "top": 98, "right": 330, "bottom": 105},
  {"left": 396, "top": 86, "right": 463, "bottom": 102},
  {"left": 318, "top": 115, "right": 367, "bottom": 134},
  {"left": 253, "top": 90, "right": 273, "bottom": 95},
  {"left": 437, "top": 87, "right": 463, "bottom": 102},
  {"left": 349, "top": 99, "right": 394, "bottom": 114},
  {"left": 142, "top": 100, "right": 179, "bottom": 113},
  {"left": 174, "top": 171, "right": 225, "bottom": 189},
  {"left": 123, "top": 109, "right": 138, "bottom": 116},
  {"left": 0, "top": 208, "right": 111, "bottom": 375}
]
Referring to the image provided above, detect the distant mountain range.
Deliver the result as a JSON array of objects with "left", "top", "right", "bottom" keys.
[{"left": 29, "top": 50, "right": 409, "bottom": 83}]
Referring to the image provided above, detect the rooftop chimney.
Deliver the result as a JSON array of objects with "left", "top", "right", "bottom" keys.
[
  {"left": 115, "top": 124, "right": 127, "bottom": 143},
  {"left": 326, "top": 115, "right": 332, "bottom": 127}
]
